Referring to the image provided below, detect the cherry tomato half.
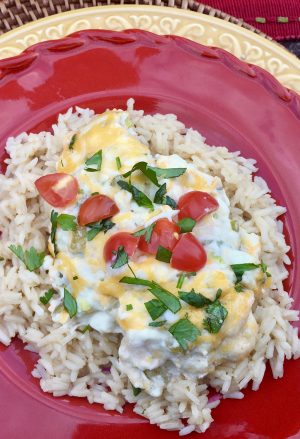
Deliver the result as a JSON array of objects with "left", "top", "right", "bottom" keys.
[
  {"left": 138, "top": 218, "right": 180, "bottom": 255},
  {"left": 104, "top": 232, "right": 139, "bottom": 263},
  {"left": 35, "top": 173, "right": 78, "bottom": 208},
  {"left": 178, "top": 191, "right": 219, "bottom": 222},
  {"left": 171, "top": 233, "right": 207, "bottom": 272},
  {"left": 78, "top": 194, "right": 119, "bottom": 226}
]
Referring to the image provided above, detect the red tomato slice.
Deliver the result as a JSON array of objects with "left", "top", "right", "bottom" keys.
[
  {"left": 138, "top": 218, "right": 180, "bottom": 255},
  {"left": 178, "top": 191, "right": 219, "bottom": 221},
  {"left": 78, "top": 194, "right": 119, "bottom": 226},
  {"left": 104, "top": 232, "right": 139, "bottom": 263},
  {"left": 35, "top": 173, "right": 78, "bottom": 208},
  {"left": 171, "top": 233, "right": 207, "bottom": 272}
]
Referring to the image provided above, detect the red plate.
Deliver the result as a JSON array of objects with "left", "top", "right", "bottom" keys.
[{"left": 0, "top": 30, "right": 299, "bottom": 439}]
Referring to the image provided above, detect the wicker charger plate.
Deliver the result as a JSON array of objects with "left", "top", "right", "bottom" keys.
[{"left": 0, "top": 2, "right": 300, "bottom": 94}]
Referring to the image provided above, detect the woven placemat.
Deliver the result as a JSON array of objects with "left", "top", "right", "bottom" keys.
[{"left": 0, "top": 0, "right": 271, "bottom": 40}]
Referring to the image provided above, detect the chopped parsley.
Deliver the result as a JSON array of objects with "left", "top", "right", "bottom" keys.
[
  {"left": 177, "top": 217, "right": 196, "bottom": 233},
  {"left": 86, "top": 218, "right": 115, "bottom": 241},
  {"left": 63, "top": 288, "right": 77, "bottom": 318},
  {"left": 132, "top": 222, "right": 155, "bottom": 243},
  {"left": 154, "top": 183, "right": 177, "bottom": 209},
  {"left": 9, "top": 245, "right": 45, "bottom": 272},
  {"left": 145, "top": 299, "right": 167, "bottom": 320},
  {"left": 168, "top": 318, "right": 200, "bottom": 351},
  {"left": 116, "top": 156, "right": 122, "bottom": 170},
  {"left": 0, "top": 256, "right": 4, "bottom": 262},
  {"left": 84, "top": 150, "right": 102, "bottom": 172},
  {"left": 149, "top": 320, "right": 166, "bottom": 327},
  {"left": 40, "top": 288, "right": 57, "bottom": 305},
  {"left": 126, "top": 304, "right": 133, "bottom": 311},
  {"left": 179, "top": 289, "right": 212, "bottom": 308},
  {"left": 261, "top": 262, "right": 271, "bottom": 277},
  {"left": 117, "top": 180, "right": 153, "bottom": 210},
  {"left": 155, "top": 245, "right": 172, "bottom": 263},
  {"left": 73, "top": 276, "right": 79, "bottom": 280},
  {"left": 69, "top": 134, "right": 77, "bottom": 150},
  {"left": 111, "top": 246, "right": 128, "bottom": 269},
  {"left": 203, "top": 300, "right": 228, "bottom": 334}
]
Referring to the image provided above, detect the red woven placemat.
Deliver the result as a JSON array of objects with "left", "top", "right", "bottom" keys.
[{"left": 202, "top": 0, "right": 300, "bottom": 40}]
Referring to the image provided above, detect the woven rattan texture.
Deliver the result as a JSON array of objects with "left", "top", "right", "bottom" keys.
[{"left": 0, "top": 0, "right": 271, "bottom": 38}]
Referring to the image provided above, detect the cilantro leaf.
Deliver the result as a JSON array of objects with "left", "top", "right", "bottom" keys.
[
  {"left": 149, "top": 320, "right": 166, "bottom": 327},
  {"left": 148, "top": 166, "right": 186, "bottom": 179},
  {"left": 116, "top": 156, "right": 122, "bottom": 170},
  {"left": 117, "top": 180, "right": 153, "bottom": 210},
  {"left": 230, "top": 263, "right": 259, "bottom": 283},
  {"left": 261, "top": 262, "right": 271, "bottom": 277},
  {"left": 168, "top": 318, "right": 200, "bottom": 350},
  {"left": 176, "top": 273, "right": 186, "bottom": 289},
  {"left": 122, "top": 161, "right": 160, "bottom": 186},
  {"left": 177, "top": 217, "right": 196, "bottom": 233},
  {"left": 148, "top": 284, "right": 181, "bottom": 314},
  {"left": 203, "top": 300, "right": 228, "bottom": 334},
  {"left": 63, "top": 288, "right": 77, "bottom": 318},
  {"left": 50, "top": 210, "right": 59, "bottom": 255},
  {"left": 132, "top": 385, "right": 142, "bottom": 396},
  {"left": 78, "top": 324, "right": 92, "bottom": 334},
  {"left": 40, "top": 288, "right": 57, "bottom": 305},
  {"left": 132, "top": 222, "right": 155, "bottom": 243},
  {"left": 145, "top": 299, "right": 167, "bottom": 320},
  {"left": 119, "top": 276, "right": 153, "bottom": 287},
  {"left": 111, "top": 246, "right": 128, "bottom": 269},
  {"left": 179, "top": 289, "right": 212, "bottom": 308},
  {"left": 154, "top": 183, "right": 177, "bottom": 209},
  {"left": 69, "top": 134, "right": 77, "bottom": 150},
  {"left": 84, "top": 150, "right": 102, "bottom": 172},
  {"left": 57, "top": 214, "right": 77, "bottom": 231},
  {"left": 126, "top": 304, "right": 133, "bottom": 311},
  {"left": 155, "top": 245, "right": 172, "bottom": 263},
  {"left": 9, "top": 245, "right": 45, "bottom": 272},
  {"left": 0, "top": 256, "right": 4, "bottom": 262},
  {"left": 86, "top": 218, "right": 115, "bottom": 241}
]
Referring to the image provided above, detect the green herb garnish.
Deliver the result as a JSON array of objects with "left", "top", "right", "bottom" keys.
[
  {"left": 179, "top": 289, "right": 212, "bottom": 308},
  {"left": 132, "top": 222, "right": 155, "bottom": 243},
  {"left": 50, "top": 210, "right": 59, "bottom": 254},
  {"left": 116, "top": 156, "right": 122, "bottom": 170},
  {"left": 177, "top": 217, "right": 196, "bottom": 233},
  {"left": 63, "top": 288, "right": 77, "bottom": 318},
  {"left": 132, "top": 385, "right": 142, "bottom": 396},
  {"left": 155, "top": 245, "right": 172, "bottom": 263},
  {"left": 91, "top": 191, "right": 100, "bottom": 196},
  {"left": 73, "top": 276, "right": 79, "bottom": 280},
  {"left": 111, "top": 246, "right": 128, "bottom": 269},
  {"left": 203, "top": 300, "right": 228, "bottom": 334},
  {"left": 84, "top": 150, "right": 102, "bottom": 172},
  {"left": 78, "top": 324, "right": 92, "bottom": 334},
  {"left": 0, "top": 256, "right": 4, "bottom": 262},
  {"left": 126, "top": 304, "right": 133, "bottom": 311},
  {"left": 120, "top": 276, "right": 153, "bottom": 287},
  {"left": 69, "top": 134, "right": 77, "bottom": 150},
  {"left": 235, "top": 284, "right": 244, "bottom": 292},
  {"left": 86, "top": 218, "right": 115, "bottom": 241},
  {"left": 231, "top": 263, "right": 259, "bottom": 283},
  {"left": 230, "top": 220, "right": 239, "bottom": 232},
  {"left": 149, "top": 320, "right": 166, "bottom": 327},
  {"left": 154, "top": 183, "right": 177, "bottom": 209},
  {"left": 50, "top": 211, "right": 77, "bottom": 254},
  {"left": 9, "top": 245, "right": 45, "bottom": 272},
  {"left": 117, "top": 180, "right": 153, "bottom": 210},
  {"left": 123, "top": 161, "right": 160, "bottom": 186},
  {"left": 149, "top": 283, "right": 181, "bottom": 314},
  {"left": 145, "top": 299, "right": 167, "bottom": 320},
  {"left": 176, "top": 273, "right": 186, "bottom": 289},
  {"left": 261, "top": 262, "right": 271, "bottom": 277},
  {"left": 40, "top": 288, "right": 57, "bottom": 305},
  {"left": 168, "top": 318, "right": 200, "bottom": 351},
  {"left": 148, "top": 166, "right": 186, "bottom": 179}
]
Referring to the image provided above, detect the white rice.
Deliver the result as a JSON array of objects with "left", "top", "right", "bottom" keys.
[{"left": 0, "top": 98, "right": 299, "bottom": 434}]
